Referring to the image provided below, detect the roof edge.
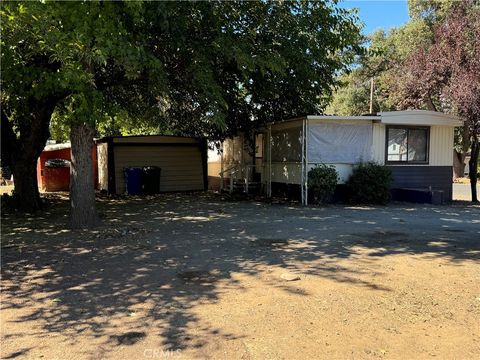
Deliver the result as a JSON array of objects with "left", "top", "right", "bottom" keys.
[
  {"left": 307, "top": 115, "right": 380, "bottom": 121},
  {"left": 379, "top": 110, "right": 463, "bottom": 126}
]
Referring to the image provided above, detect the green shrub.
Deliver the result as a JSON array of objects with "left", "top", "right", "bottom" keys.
[
  {"left": 346, "top": 162, "right": 392, "bottom": 204},
  {"left": 308, "top": 164, "right": 338, "bottom": 204}
]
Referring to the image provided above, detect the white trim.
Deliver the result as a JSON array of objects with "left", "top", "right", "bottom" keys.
[
  {"left": 308, "top": 118, "right": 376, "bottom": 126},
  {"left": 307, "top": 115, "right": 379, "bottom": 121},
  {"left": 379, "top": 110, "right": 462, "bottom": 126},
  {"left": 265, "top": 110, "right": 462, "bottom": 128}
]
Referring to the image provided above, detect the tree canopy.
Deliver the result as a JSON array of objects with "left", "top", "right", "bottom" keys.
[
  {"left": 327, "top": 0, "right": 479, "bottom": 201},
  {"left": 1, "top": 0, "right": 363, "bottom": 220},
  {"left": 399, "top": 1, "right": 480, "bottom": 201},
  {"left": 326, "top": 17, "right": 433, "bottom": 115},
  {"left": 1, "top": 1, "right": 166, "bottom": 211},
  {"left": 3, "top": 1, "right": 363, "bottom": 141}
]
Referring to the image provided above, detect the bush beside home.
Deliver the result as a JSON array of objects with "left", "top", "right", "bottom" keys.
[
  {"left": 346, "top": 162, "right": 392, "bottom": 205},
  {"left": 308, "top": 164, "right": 338, "bottom": 204}
]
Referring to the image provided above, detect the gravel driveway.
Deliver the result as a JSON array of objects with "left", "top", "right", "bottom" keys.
[{"left": 2, "top": 193, "right": 479, "bottom": 359}]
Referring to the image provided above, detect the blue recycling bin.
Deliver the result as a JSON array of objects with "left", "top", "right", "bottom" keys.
[{"left": 124, "top": 167, "right": 143, "bottom": 195}]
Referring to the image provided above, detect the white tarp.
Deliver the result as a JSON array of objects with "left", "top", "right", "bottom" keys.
[{"left": 308, "top": 123, "right": 373, "bottom": 163}]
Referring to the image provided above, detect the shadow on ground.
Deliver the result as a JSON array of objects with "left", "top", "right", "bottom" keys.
[{"left": 1, "top": 192, "right": 479, "bottom": 358}]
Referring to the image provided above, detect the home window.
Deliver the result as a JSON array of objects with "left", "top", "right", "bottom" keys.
[{"left": 386, "top": 126, "right": 429, "bottom": 163}]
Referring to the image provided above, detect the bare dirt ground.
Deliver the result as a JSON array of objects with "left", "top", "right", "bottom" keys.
[
  {"left": 454, "top": 177, "right": 480, "bottom": 185},
  {"left": 1, "top": 193, "right": 479, "bottom": 360},
  {"left": 453, "top": 183, "right": 480, "bottom": 201},
  {"left": 0, "top": 185, "right": 14, "bottom": 195}
]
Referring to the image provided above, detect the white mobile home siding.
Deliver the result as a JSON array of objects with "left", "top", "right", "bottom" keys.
[
  {"left": 372, "top": 124, "right": 454, "bottom": 166},
  {"left": 372, "top": 123, "right": 386, "bottom": 164},
  {"left": 429, "top": 126, "right": 454, "bottom": 166}
]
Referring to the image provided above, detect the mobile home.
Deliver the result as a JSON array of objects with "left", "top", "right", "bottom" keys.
[{"left": 208, "top": 110, "right": 462, "bottom": 204}]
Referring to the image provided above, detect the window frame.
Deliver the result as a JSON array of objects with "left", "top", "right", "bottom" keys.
[{"left": 385, "top": 125, "right": 430, "bottom": 165}]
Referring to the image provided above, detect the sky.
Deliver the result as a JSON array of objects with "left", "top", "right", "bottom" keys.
[{"left": 338, "top": 0, "right": 410, "bottom": 34}]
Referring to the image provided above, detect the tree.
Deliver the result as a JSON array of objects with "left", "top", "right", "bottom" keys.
[
  {"left": 147, "top": 1, "right": 363, "bottom": 142},
  {"left": 327, "top": 19, "right": 432, "bottom": 115},
  {"left": 328, "top": 0, "right": 477, "bottom": 182},
  {"left": 2, "top": 1, "right": 363, "bottom": 227},
  {"left": 1, "top": 1, "right": 166, "bottom": 219},
  {"left": 1, "top": 2, "right": 71, "bottom": 211},
  {"left": 399, "top": 2, "right": 480, "bottom": 201},
  {"left": 404, "top": 0, "right": 475, "bottom": 179},
  {"left": 408, "top": 0, "right": 457, "bottom": 25},
  {"left": 325, "top": 72, "right": 374, "bottom": 115}
]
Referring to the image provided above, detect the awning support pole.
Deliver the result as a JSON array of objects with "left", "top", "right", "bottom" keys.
[
  {"left": 305, "top": 117, "right": 309, "bottom": 206},
  {"left": 301, "top": 119, "right": 305, "bottom": 206},
  {"left": 267, "top": 125, "right": 272, "bottom": 198}
]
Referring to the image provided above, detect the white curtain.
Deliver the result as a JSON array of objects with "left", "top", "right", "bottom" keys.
[{"left": 308, "top": 123, "right": 373, "bottom": 163}]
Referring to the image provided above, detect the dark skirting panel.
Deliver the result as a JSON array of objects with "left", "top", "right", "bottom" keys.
[
  {"left": 271, "top": 182, "right": 301, "bottom": 200},
  {"left": 270, "top": 166, "right": 453, "bottom": 204},
  {"left": 388, "top": 166, "right": 453, "bottom": 202}
]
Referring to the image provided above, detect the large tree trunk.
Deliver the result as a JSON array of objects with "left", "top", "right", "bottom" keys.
[
  {"left": 2, "top": 105, "right": 52, "bottom": 212},
  {"left": 468, "top": 137, "right": 479, "bottom": 203},
  {"left": 11, "top": 157, "right": 43, "bottom": 212},
  {"left": 69, "top": 123, "right": 98, "bottom": 229},
  {"left": 453, "top": 150, "right": 466, "bottom": 179}
]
